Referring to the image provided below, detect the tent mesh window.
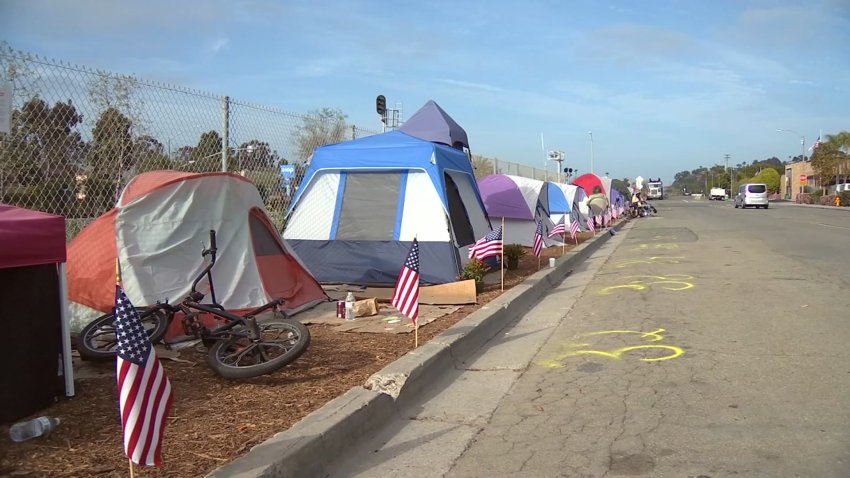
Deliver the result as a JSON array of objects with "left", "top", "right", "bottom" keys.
[
  {"left": 336, "top": 172, "right": 401, "bottom": 240},
  {"left": 444, "top": 173, "right": 475, "bottom": 246}
]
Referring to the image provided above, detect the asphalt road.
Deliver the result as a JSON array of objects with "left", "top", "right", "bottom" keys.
[{"left": 328, "top": 200, "right": 850, "bottom": 478}]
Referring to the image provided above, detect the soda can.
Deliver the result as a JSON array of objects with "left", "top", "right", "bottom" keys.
[{"left": 337, "top": 301, "right": 345, "bottom": 318}]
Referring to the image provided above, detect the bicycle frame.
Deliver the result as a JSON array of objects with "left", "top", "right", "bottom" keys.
[{"left": 174, "top": 229, "right": 286, "bottom": 341}]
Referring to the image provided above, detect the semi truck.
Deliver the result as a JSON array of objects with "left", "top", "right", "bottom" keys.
[{"left": 646, "top": 178, "right": 664, "bottom": 199}]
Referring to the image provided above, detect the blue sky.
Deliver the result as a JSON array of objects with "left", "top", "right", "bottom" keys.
[{"left": 4, "top": 0, "right": 849, "bottom": 183}]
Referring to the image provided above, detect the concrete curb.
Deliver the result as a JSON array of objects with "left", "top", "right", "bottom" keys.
[{"left": 207, "top": 221, "right": 628, "bottom": 478}]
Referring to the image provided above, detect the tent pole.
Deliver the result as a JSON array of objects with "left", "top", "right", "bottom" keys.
[
  {"left": 500, "top": 217, "right": 505, "bottom": 292},
  {"left": 58, "top": 263, "right": 75, "bottom": 397}
]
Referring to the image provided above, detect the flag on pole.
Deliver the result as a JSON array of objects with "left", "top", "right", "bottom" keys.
[
  {"left": 569, "top": 217, "right": 580, "bottom": 239},
  {"left": 532, "top": 219, "right": 544, "bottom": 257},
  {"left": 809, "top": 135, "right": 821, "bottom": 152},
  {"left": 587, "top": 216, "right": 596, "bottom": 234},
  {"left": 115, "top": 285, "right": 173, "bottom": 467},
  {"left": 469, "top": 226, "right": 503, "bottom": 260},
  {"left": 391, "top": 239, "right": 420, "bottom": 324},
  {"left": 548, "top": 216, "right": 566, "bottom": 238}
]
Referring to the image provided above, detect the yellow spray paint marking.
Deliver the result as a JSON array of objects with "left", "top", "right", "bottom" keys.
[
  {"left": 568, "top": 345, "right": 684, "bottom": 362},
  {"left": 630, "top": 243, "right": 679, "bottom": 252},
  {"left": 536, "top": 328, "right": 684, "bottom": 368},
  {"left": 613, "top": 256, "right": 685, "bottom": 268},
  {"left": 598, "top": 274, "right": 695, "bottom": 295},
  {"left": 584, "top": 328, "right": 667, "bottom": 342}
]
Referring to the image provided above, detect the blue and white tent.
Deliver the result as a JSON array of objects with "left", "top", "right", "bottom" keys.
[{"left": 283, "top": 131, "right": 492, "bottom": 285}]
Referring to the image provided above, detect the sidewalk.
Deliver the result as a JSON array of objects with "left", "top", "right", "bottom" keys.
[{"left": 207, "top": 221, "right": 629, "bottom": 478}]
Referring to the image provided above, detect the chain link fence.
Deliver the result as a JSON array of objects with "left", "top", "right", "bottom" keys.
[
  {"left": 0, "top": 45, "right": 377, "bottom": 239},
  {"left": 1, "top": 44, "right": 557, "bottom": 243}
]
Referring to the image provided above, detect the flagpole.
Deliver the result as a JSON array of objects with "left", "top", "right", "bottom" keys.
[
  {"left": 500, "top": 216, "right": 505, "bottom": 291},
  {"left": 415, "top": 235, "right": 419, "bottom": 349},
  {"left": 120, "top": 256, "right": 132, "bottom": 478}
]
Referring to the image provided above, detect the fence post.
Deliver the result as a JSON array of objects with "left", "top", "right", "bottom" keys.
[{"left": 222, "top": 95, "right": 230, "bottom": 172}]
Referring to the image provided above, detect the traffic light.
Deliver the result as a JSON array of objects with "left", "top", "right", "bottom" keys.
[{"left": 376, "top": 95, "right": 386, "bottom": 116}]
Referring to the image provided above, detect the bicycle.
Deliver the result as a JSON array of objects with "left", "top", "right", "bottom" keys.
[{"left": 76, "top": 229, "right": 311, "bottom": 379}]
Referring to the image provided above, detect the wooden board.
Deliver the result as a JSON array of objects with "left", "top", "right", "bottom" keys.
[
  {"left": 296, "top": 299, "right": 461, "bottom": 334},
  {"left": 324, "top": 280, "right": 477, "bottom": 305}
]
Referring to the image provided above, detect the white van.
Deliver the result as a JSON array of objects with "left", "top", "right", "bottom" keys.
[{"left": 734, "top": 183, "right": 769, "bottom": 209}]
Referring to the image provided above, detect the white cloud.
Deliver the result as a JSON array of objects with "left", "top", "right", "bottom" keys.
[
  {"left": 578, "top": 24, "right": 698, "bottom": 66},
  {"left": 436, "top": 79, "right": 504, "bottom": 93},
  {"left": 208, "top": 37, "right": 229, "bottom": 54},
  {"left": 294, "top": 57, "right": 354, "bottom": 78}
]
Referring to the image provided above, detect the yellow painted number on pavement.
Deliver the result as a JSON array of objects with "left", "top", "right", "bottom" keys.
[{"left": 537, "top": 328, "right": 684, "bottom": 368}]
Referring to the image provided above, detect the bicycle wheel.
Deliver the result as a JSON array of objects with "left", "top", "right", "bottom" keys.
[
  {"left": 207, "top": 319, "right": 311, "bottom": 379},
  {"left": 76, "top": 307, "right": 172, "bottom": 361}
]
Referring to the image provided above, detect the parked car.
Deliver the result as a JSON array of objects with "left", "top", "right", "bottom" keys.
[
  {"left": 734, "top": 183, "right": 769, "bottom": 209},
  {"left": 833, "top": 183, "right": 850, "bottom": 194}
]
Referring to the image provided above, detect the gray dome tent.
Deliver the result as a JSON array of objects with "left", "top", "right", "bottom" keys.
[{"left": 399, "top": 100, "right": 469, "bottom": 151}]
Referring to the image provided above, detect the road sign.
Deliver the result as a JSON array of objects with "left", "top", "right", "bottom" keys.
[
  {"left": 280, "top": 164, "right": 296, "bottom": 179},
  {"left": 0, "top": 82, "right": 10, "bottom": 134},
  {"left": 799, "top": 174, "right": 808, "bottom": 185}
]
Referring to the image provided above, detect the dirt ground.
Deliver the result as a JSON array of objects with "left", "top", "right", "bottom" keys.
[{"left": 0, "top": 233, "right": 600, "bottom": 478}]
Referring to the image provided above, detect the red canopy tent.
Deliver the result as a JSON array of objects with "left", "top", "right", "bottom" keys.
[{"left": 0, "top": 204, "right": 74, "bottom": 422}]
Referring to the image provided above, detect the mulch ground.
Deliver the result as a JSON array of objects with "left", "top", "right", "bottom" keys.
[{"left": 0, "top": 232, "right": 601, "bottom": 478}]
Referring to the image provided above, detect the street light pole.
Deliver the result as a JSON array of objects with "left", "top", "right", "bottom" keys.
[
  {"left": 588, "top": 131, "right": 594, "bottom": 174},
  {"left": 776, "top": 129, "right": 805, "bottom": 161}
]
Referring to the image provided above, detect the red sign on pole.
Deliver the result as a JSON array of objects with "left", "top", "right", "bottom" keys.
[{"left": 799, "top": 174, "right": 808, "bottom": 185}]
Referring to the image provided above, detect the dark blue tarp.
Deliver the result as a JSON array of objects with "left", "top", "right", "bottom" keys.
[{"left": 287, "top": 239, "right": 460, "bottom": 285}]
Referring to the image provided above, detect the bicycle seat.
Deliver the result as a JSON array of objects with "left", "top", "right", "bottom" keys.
[{"left": 188, "top": 291, "right": 205, "bottom": 301}]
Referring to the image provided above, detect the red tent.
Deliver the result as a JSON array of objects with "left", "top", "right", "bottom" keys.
[
  {"left": 573, "top": 173, "right": 608, "bottom": 197},
  {"left": 0, "top": 204, "right": 74, "bottom": 422}
]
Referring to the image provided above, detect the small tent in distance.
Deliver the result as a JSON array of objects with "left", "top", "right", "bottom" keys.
[{"left": 477, "top": 174, "right": 563, "bottom": 247}]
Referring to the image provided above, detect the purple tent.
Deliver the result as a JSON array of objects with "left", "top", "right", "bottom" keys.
[
  {"left": 477, "top": 174, "right": 562, "bottom": 247},
  {"left": 399, "top": 100, "right": 469, "bottom": 150}
]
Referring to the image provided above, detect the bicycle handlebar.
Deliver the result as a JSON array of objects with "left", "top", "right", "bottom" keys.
[{"left": 203, "top": 229, "right": 218, "bottom": 264}]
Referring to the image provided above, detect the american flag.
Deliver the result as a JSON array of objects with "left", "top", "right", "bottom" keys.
[
  {"left": 587, "top": 216, "right": 596, "bottom": 234},
  {"left": 391, "top": 239, "right": 420, "bottom": 324},
  {"left": 809, "top": 135, "right": 821, "bottom": 152},
  {"left": 532, "top": 219, "right": 544, "bottom": 257},
  {"left": 548, "top": 216, "right": 566, "bottom": 238},
  {"left": 569, "top": 217, "right": 580, "bottom": 239},
  {"left": 469, "top": 226, "right": 503, "bottom": 260},
  {"left": 115, "top": 285, "right": 173, "bottom": 467}
]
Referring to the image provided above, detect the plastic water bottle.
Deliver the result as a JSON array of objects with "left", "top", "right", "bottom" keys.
[
  {"left": 9, "top": 416, "right": 60, "bottom": 442},
  {"left": 345, "top": 292, "right": 355, "bottom": 320}
]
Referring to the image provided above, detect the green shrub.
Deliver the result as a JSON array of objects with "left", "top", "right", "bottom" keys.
[
  {"left": 460, "top": 258, "right": 489, "bottom": 283},
  {"left": 503, "top": 243, "right": 526, "bottom": 260},
  {"left": 840, "top": 191, "right": 850, "bottom": 206}
]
